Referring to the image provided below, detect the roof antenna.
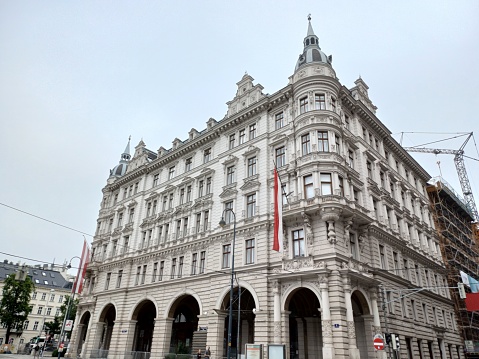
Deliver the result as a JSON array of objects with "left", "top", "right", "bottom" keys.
[{"left": 308, "top": 14, "right": 311, "bottom": 21}]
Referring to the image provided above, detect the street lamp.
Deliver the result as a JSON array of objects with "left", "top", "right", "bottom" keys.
[
  {"left": 58, "top": 256, "right": 82, "bottom": 359},
  {"left": 219, "top": 208, "right": 236, "bottom": 359}
]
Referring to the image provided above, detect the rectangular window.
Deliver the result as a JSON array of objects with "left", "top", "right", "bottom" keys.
[
  {"left": 117, "top": 212, "right": 123, "bottom": 227},
  {"left": 206, "top": 177, "right": 212, "bottom": 194},
  {"left": 37, "top": 307, "right": 43, "bottom": 315},
  {"left": 128, "top": 208, "right": 135, "bottom": 223},
  {"left": 320, "top": 173, "right": 332, "bottom": 195},
  {"left": 152, "top": 263, "right": 158, "bottom": 282},
  {"left": 176, "top": 220, "right": 182, "bottom": 239},
  {"left": 146, "top": 202, "right": 152, "bottom": 217},
  {"left": 403, "top": 259, "right": 410, "bottom": 280},
  {"left": 170, "top": 258, "right": 178, "bottom": 279},
  {"left": 117, "top": 270, "right": 123, "bottom": 288},
  {"left": 162, "top": 195, "right": 168, "bottom": 211},
  {"left": 33, "top": 322, "right": 39, "bottom": 331},
  {"left": 275, "top": 146, "right": 286, "bottom": 167},
  {"left": 367, "top": 160, "right": 372, "bottom": 179},
  {"left": 58, "top": 295, "right": 63, "bottom": 303},
  {"left": 199, "top": 251, "right": 206, "bottom": 274},
  {"left": 314, "top": 93, "right": 326, "bottom": 110},
  {"left": 178, "top": 256, "right": 184, "bottom": 278},
  {"left": 301, "top": 133, "right": 311, "bottom": 155},
  {"left": 411, "top": 299, "right": 417, "bottom": 320},
  {"left": 317, "top": 131, "right": 329, "bottom": 152},
  {"left": 46, "top": 307, "right": 52, "bottom": 316},
  {"left": 169, "top": 193, "right": 174, "bottom": 209},
  {"left": 159, "top": 261, "right": 164, "bottom": 281},
  {"left": 199, "top": 180, "right": 204, "bottom": 197},
  {"left": 152, "top": 200, "right": 157, "bottom": 214},
  {"left": 222, "top": 244, "right": 231, "bottom": 268},
  {"left": 179, "top": 188, "right": 185, "bottom": 204},
  {"left": 380, "top": 172, "right": 385, "bottom": 188},
  {"left": 105, "top": 273, "right": 111, "bottom": 290},
  {"left": 299, "top": 96, "right": 309, "bottom": 114},
  {"left": 246, "top": 193, "right": 256, "bottom": 218},
  {"left": 350, "top": 233, "right": 358, "bottom": 259},
  {"left": 275, "top": 112, "right": 284, "bottom": 129},
  {"left": 393, "top": 252, "right": 399, "bottom": 275},
  {"left": 183, "top": 217, "right": 189, "bottom": 236},
  {"left": 135, "top": 266, "right": 141, "bottom": 285},
  {"left": 227, "top": 166, "right": 235, "bottom": 185},
  {"left": 304, "top": 174, "right": 314, "bottom": 199},
  {"left": 379, "top": 245, "right": 386, "bottom": 269},
  {"left": 331, "top": 97, "right": 336, "bottom": 112},
  {"left": 185, "top": 157, "right": 192, "bottom": 172},
  {"left": 196, "top": 213, "right": 201, "bottom": 233},
  {"left": 168, "top": 166, "right": 175, "bottom": 180},
  {"left": 191, "top": 253, "right": 198, "bottom": 275},
  {"left": 41, "top": 293, "right": 46, "bottom": 301},
  {"left": 134, "top": 182, "right": 139, "bottom": 194},
  {"left": 239, "top": 129, "right": 246, "bottom": 144},
  {"left": 229, "top": 134, "right": 235, "bottom": 149},
  {"left": 153, "top": 174, "right": 159, "bottom": 187},
  {"left": 186, "top": 185, "right": 192, "bottom": 202},
  {"left": 248, "top": 157, "right": 257, "bottom": 177},
  {"left": 141, "top": 265, "right": 147, "bottom": 284},
  {"left": 203, "top": 210, "right": 209, "bottom": 230},
  {"left": 224, "top": 201, "right": 234, "bottom": 224},
  {"left": 249, "top": 124, "right": 256, "bottom": 140},
  {"left": 293, "top": 229, "right": 305, "bottom": 257},
  {"left": 23, "top": 321, "right": 29, "bottom": 330},
  {"left": 32, "top": 292, "right": 37, "bottom": 300},
  {"left": 245, "top": 239, "right": 255, "bottom": 264},
  {"left": 348, "top": 150, "right": 354, "bottom": 168},
  {"left": 204, "top": 148, "right": 212, "bottom": 163},
  {"left": 338, "top": 176, "right": 344, "bottom": 197}
]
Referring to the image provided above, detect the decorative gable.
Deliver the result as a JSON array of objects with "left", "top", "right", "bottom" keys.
[{"left": 226, "top": 74, "right": 266, "bottom": 117}]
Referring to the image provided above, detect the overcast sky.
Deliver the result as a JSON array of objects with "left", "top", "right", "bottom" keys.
[{"left": 1, "top": 1, "right": 478, "bottom": 271}]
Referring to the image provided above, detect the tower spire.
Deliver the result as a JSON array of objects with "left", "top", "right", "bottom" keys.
[{"left": 307, "top": 14, "right": 315, "bottom": 36}]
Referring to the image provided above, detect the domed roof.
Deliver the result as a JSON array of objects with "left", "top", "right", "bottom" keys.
[
  {"left": 295, "top": 16, "right": 332, "bottom": 71},
  {"left": 109, "top": 138, "right": 131, "bottom": 178}
]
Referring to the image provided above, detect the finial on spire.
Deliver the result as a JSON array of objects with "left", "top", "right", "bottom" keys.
[{"left": 308, "top": 14, "right": 311, "bottom": 21}]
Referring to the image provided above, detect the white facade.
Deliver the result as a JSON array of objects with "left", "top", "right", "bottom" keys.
[
  {"left": 0, "top": 262, "right": 71, "bottom": 353},
  {"left": 71, "top": 19, "right": 463, "bottom": 359}
]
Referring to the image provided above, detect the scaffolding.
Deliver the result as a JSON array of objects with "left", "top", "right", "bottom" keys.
[{"left": 427, "top": 177, "right": 479, "bottom": 352}]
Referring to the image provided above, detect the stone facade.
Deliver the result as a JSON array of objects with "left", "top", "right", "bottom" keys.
[{"left": 70, "top": 19, "right": 464, "bottom": 359}]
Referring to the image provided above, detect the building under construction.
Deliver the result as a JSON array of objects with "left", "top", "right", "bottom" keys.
[{"left": 427, "top": 176, "right": 479, "bottom": 356}]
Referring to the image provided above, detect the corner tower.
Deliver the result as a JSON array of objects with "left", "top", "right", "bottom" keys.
[{"left": 295, "top": 15, "right": 332, "bottom": 71}]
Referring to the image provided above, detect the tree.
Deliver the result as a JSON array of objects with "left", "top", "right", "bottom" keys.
[
  {"left": 0, "top": 274, "right": 35, "bottom": 345},
  {"left": 44, "top": 316, "right": 62, "bottom": 336},
  {"left": 58, "top": 295, "right": 79, "bottom": 339}
]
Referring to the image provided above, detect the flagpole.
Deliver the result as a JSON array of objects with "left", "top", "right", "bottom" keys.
[{"left": 272, "top": 160, "right": 290, "bottom": 204}]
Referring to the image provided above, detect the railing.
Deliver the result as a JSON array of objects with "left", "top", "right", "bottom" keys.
[{"left": 84, "top": 349, "right": 151, "bottom": 359}]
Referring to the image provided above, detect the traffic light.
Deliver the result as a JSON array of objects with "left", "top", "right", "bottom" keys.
[
  {"left": 395, "top": 334, "right": 400, "bottom": 351},
  {"left": 385, "top": 333, "right": 392, "bottom": 345},
  {"left": 458, "top": 283, "right": 466, "bottom": 299},
  {"left": 391, "top": 334, "right": 397, "bottom": 350}
]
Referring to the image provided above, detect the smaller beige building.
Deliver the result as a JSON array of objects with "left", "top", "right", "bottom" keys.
[{"left": 0, "top": 260, "right": 73, "bottom": 353}]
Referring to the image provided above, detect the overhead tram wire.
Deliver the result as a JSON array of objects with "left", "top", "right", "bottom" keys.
[{"left": 0, "top": 202, "right": 94, "bottom": 238}]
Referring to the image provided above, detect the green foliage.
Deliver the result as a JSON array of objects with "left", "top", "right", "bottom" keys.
[
  {"left": 44, "top": 316, "right": 62, "bottom": 335},
  {"left": 176, "top": 341, "right": 188, "bottom": 354},
  {"left": 164, "top": 355, "right": 176, "bottom": 359},
  {"left": 0, "top": 274, "right": 35, "bottom": 345},
  {"left": 58, "top": 295, "right": 79, "bottom": 338}
]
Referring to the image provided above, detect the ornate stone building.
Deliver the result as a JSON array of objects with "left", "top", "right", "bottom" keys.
[{"left": 70, "top": 19, "right": 464, "bottom": 359}]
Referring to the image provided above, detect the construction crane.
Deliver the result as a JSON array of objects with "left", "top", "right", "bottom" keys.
[{"left": 403, "top": 132, "right": 479, "bottom": 223}]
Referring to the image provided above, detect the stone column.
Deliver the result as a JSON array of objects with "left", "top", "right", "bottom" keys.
[
  {"left": 319, "top": 275, "right": 334, "bottom": 359},
  {"left": 152, "top": 318, "right": 173, "bottom": 357},
  {"left": 370, "top": 289, "right": 386, "bottom": 359},
  {"left": 343, "top": 277, "right": 360, "bottom": 359},
  {"left": 282, "top": 311, "right": 291, "bottom": 359},
  {"left": 210, "top": 310, "right": 227, "bottom": 359},
  {"left": 273, "top": 280, "right": 282, "bottom": 344}
]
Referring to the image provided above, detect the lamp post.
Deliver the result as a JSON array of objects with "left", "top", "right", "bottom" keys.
[
  {"left": 219, "top": 208, "right": 236, "bottom": 359},
  {"left": 58, "top": 256, "right": 81, "bottom": 359}
]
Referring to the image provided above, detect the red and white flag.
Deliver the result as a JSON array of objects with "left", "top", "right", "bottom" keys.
[
  {"left": 72, "top": 239, "right": 91, "bottom": 294},
  {"left": 272, "top": 168, "right": 283, "bottom": 252}
]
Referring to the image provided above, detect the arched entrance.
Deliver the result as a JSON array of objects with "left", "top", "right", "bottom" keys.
[
  {"left": 351, "top": 290, "right": 371, "bottom": 358},
  {"left": 221, "top": 286, "right": 256, "bottom": 358},
  {"left": 132, "top": 300, "right": 157, "bottom": 353},
  {"left": 76, "top": 311, "right": 91, "bottom": 355},
  {"left": 98, "top": 304, "right": 116, "bottom": 351},
  {"left": 286, "top": 287, "right": 322, "bottom": 359},
  {"left": 168, "top": 295, "right": 200, "bottom": 355}
]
